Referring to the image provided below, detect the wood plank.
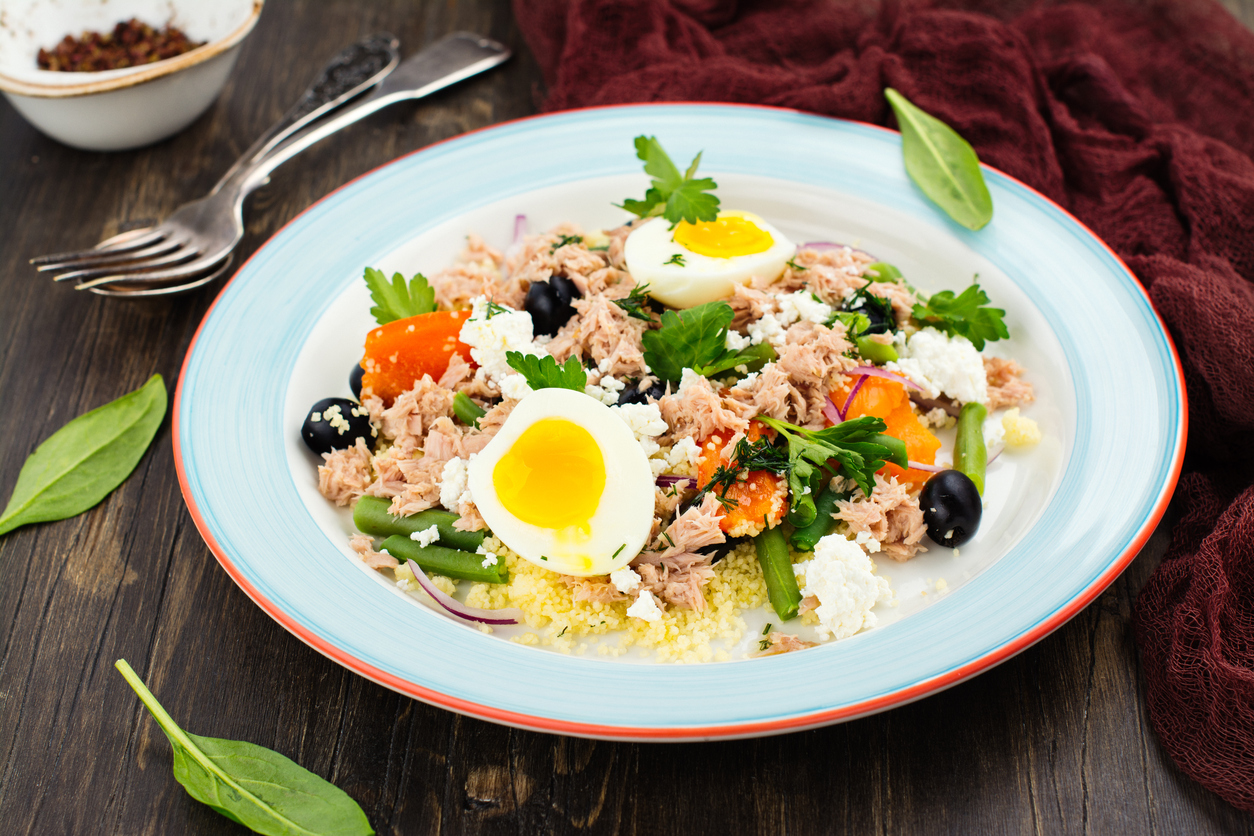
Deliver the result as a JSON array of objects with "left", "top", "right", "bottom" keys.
[{"left": 0, "top": 0, "right": 1252, "bottom": 833}]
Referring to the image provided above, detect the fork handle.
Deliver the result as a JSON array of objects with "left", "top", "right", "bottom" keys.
[
  {"left": 213, "top": 33, "right": 400, "bottom": 192},
  {"left": 221, "top": 33, "right": 511, "bottom": 199}
]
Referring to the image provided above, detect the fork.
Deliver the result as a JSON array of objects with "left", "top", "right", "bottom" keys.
[
  {"left": 31, "top": 32, "right": 511, "bottom": 297},
  {"left": 29, "top": 32, "right": 400, "bottom": 293}
]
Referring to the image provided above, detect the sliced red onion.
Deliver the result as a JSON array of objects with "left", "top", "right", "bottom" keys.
[
  {"left": 987, "top": 443, "right": 1005, "bottom": 464},
  {"left": 844, "top": 365, "right": 924, "bottom": 392},
  {"left": 907, "top": 460, "right": 946, "bottom": 473},
  {"left": 841, "top": 375, "right": 869, "bottom": 417},
  {"left": 823, "top": 394, "right": 843, "bottom": 425},
  {"left": 512, "top": 213, "right": 527, "bottom": 245},
  {"left": 406, "top": 560, "right": 522, "bottom": 625},
  {"left": 656, "top": 475, "right": 696, "bottom": 488},
  {"left": 908, "top": 392, "right": 961, "bottom": 418}
]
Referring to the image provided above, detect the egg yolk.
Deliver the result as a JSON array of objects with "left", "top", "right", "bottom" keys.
[
  {"left": 672, "top": 213, "right": 774, "bottom": 258},
  {"left": 492, "top": 419, "right": 605, "bottom": 532}
]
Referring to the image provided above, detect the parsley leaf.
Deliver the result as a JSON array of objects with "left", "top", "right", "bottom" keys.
[
  {"left": 641, "top": 301, "right": 733, "bottom": 382},
  {"left": 911, "top": 283, "right": 1008, "bottom": 350},
  {"left": 363, "top": 267, "right": 437, "bottom": 325},
  {"left": 642, "top": 301, "right": 778, "bottom": 382},
  {"left": 617, "top": 136, "right": 720, "bottom": 226},
  {"left": 756, "top": 416, "right": 908, "bottom": 526},
  {"left": 505, "top": 352, "right": 587, "bottom": 392}
]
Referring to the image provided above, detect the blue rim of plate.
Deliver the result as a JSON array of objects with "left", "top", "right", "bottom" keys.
[{"left": 175, "top": 104, "right": 1186, "bottom": 741}]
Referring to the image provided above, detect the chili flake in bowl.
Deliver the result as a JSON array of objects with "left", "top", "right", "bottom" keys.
[{"left": 37, "top": 18, "right": 206, "bottom": 73}]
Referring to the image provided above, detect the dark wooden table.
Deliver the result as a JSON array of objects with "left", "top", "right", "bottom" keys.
[{"left": 3, "top": 1, "right": 1253, "bottom": 833}]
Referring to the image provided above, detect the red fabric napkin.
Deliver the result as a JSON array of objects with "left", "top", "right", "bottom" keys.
[{"left": 512, "top": 0, "right": 1254, "bottom": 811}]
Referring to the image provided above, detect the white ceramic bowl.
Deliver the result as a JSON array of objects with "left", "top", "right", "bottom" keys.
[{"left": 0, "top": 0, "right": 263, "bottom": 151}]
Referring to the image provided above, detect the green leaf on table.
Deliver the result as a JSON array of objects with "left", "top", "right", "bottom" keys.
[
  {"left": 363, "top": 267, "right": 436, "bottom": 325},
  {"left": 0, "top": 374, "right": 166, "bottom": 537},
  {"left": 884, "top": 88, "right": 993, "bottom": 230},
  {"left": 616, "top": 136, "right": 720, "bottom": 226},
  {"left": 505, "top": 352, "right": 587, "bottom": 392},
  {"left": 911, "top": 283, "right": 1008, "bottom": 350},
  {"left": 115, "top": 660, "right": 373, "bottom": 836}
]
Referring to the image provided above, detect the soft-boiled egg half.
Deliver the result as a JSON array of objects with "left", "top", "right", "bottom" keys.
[
  {"left": 467, "top": 388, "right": 655, "bottom": 577},
  {"left": 623, "top": 210, "right": 794, "bottom": 308}
]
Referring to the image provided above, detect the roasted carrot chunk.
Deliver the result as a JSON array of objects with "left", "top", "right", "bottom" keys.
[
  {"left": 833, "top": 376, "right": 941, "bottom": 487},
  {"left": 695, "top": 421, "right": 788, "bottom": 537},
  {"left": 360, "top": 310, "right": 473, "bottom": 405}
]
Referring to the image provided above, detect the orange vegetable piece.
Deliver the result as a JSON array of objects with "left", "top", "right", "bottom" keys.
[
  {"left": 360, "top": 310, "right": 473, "bottom": 405},
  {"left": 833, "top": 375, "right": 941, "bottom": 488},
  {"left": 695, "top": 421, "right": 787, "bottom": 537}
]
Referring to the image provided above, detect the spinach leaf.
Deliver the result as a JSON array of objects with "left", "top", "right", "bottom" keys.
[
  {"left": 505, "top": 352, "right": 587, "bottom": 392},
  {"left": 884, "top": 88, "right": 993, "bottom": 231},
  {"left": 115, "top": 660, "right": 373, "bottom": 836},
  {"left": 0, "top": 374, "right": 166, "bottom": 536},
  {"left": 363, "top": 267, "right": 437, "bottom": 325}
]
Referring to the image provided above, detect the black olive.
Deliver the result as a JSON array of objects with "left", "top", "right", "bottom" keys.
[
  {"left": 301, "top": 397, "right": 375, "bottom": 456},
  {"left": 349, "top": 363, "right": 365, "bottom": 400},
  {"left": 550, "top": 274, "right": 579, "bottom": 304},
  {"left": 525, "top": 276, "right": 581, "bottom": 336},
  {"left": 616, "top": 380, "right": 669, "bottom": 405},
  {"left": 920, "top": 470, "right": 982, "bottom": 547}
]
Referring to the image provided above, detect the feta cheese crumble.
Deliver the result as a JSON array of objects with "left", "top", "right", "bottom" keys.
[
  {"left": 499, "top": 373, "right": 534, "bottom": 401},
  {"left": 459, "top": 296, "right": 547, "bottom": 387},
  {"left": 747, "top": 313, "right": 786, "bottom": 347},
  {"left": 886, "top": 327, "right": 988, "bottom": 404},
  {"left": 793, "top": 534, "right": 892, "bottom": 641},
  {"left": 439, "top": 457, "right": 469, "bottom": 511},
  {"left": 626, "top": 589, "right": 664, "bottom": 622},
  {"left": 724, "top": 329, "right": 750, "bottom": 351},
  {"left": 610, "top": 566, "right": 642, "bottom": 594},
  {"left": 775, "top": 290, "right": 833, "bottom": 327},
  {"left": 476, "top": 544, "right": 499, "bottom": 568},
  {"left": 409, "top": 524, "right": 440, "bottom": 548}
]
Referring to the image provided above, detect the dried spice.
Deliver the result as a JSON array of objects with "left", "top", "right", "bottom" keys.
[{"left": 37, "top": 18, "right": 205, "bottom": 72}]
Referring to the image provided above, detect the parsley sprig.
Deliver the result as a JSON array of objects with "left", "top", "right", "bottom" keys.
[
  {"left": 505, "top": 352, "right": 587, "bottom": 392},
  {"left": 617, "top": 136, "right": 720, "bottom": 226},
  {"left": 755, "top": 416, "right": 908, "bottom": 527},
  {"left": 911, "top": 283, "right": 1008, "bottom": 350},
  {"left": 363, "top": 267, "right": 437, "bottom": 325},
  {"left": 641, "top": 301, "right": 776, "bottom": 383}
]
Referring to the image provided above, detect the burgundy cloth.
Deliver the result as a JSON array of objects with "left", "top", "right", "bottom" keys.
[{"left": 512, "top": 0, "right": 1254, "bottom": 812}]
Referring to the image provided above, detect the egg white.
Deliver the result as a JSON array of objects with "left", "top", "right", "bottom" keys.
[
  {"left": 466, "top": 388, "right": 655, "bottom": 577},
  {"left": 623, "top": 211, "right": 794, "bottom": 308}
]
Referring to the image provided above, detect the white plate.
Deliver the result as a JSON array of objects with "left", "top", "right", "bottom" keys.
[{"left": 176, "top": 104, "right": 1184, "bottom": 740}]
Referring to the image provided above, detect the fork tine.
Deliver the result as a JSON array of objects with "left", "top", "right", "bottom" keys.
[
  {"left": 72, "top": 252, "right": 231, "bottom": 291},
  {"left": 49, "top": 243, "right": 200, "bottom": 283},
  {"left": 84, "top": 254, "right": 235, "bottom": 298},
  {"left": 38, "top": 235, "right": 188, "bottom": 274},
  {"left": 30, "top": 228, "right": 167, "bottom": 266}
]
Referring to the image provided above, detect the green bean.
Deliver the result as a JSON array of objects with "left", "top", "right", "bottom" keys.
[
  {"left": 954, "top": 402, "right": 988, "bottom": 495},
  {"left": 865, "top": 261, "right": 903, "bottom": 283},
  {"left": 854, "top": 335, "right": 899, "bottom": 364},
  {"left": 754, "top": 525, "right": 802, "bottom": 620},
  {"left": 353, "top": 495, "right": 485, "bottom": 552},
  {"left": 452, "top": 392, "right": 485, "bottom": 428},
  {"left": 789, "top": 485, "right": 846, "bottom": 552},
  {"left": 380, "top": 535, "right": 507, "bottom": 584}
]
